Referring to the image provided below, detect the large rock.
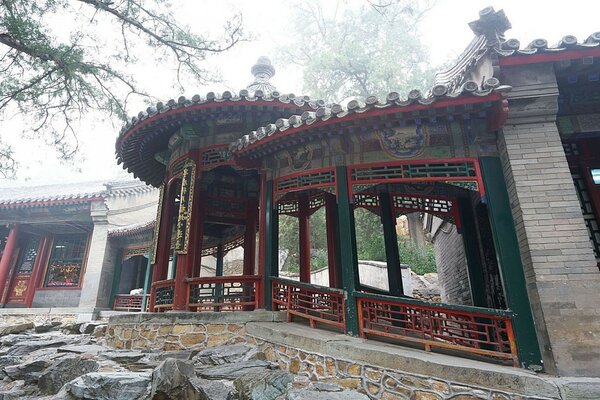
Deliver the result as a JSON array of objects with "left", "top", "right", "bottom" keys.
[
  {"left": 3, "top": 359, "right": 51, "bottom": 382},
  {"left": 4, "top": 338, "right": 75, "bottom": 356},
  {"left": 58, "top": 344, "right": 108, "bottom": 355},
  {"left": 231, "top": 370, "right": 293, "bottom": 400},
  {"left": 66, "top": 372, "right": 151, "bottom": 400},
  {"left": 38, "top": 356, "right": 99, "bottom": 395},
  {"left": 193, "top": 344, "right": 253, "bottom": 366},
  {"left": 197, "top": 360, "right": 272, "bottom": 380},
  {"left": 151, "top": 358, "right": 203, "bottom": 400},
  {"left": 34, "top": 321, "right": 62, "bottom": 333},
  {"left": 191, "top": 378, "right": 233, "bottom": 400},
  {"left": 79, "top": 322, "right": 105, "bottom": 334},
  {"left": 0, "top": 323, "right": 33, "bottom": 337},
  {"left": 100, "top": 350, "right": 145, "bottom": 364}
]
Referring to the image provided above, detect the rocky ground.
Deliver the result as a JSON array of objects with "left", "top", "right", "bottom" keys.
[{"left": 0, "top": 321, "right": 369, "bottom": 400}]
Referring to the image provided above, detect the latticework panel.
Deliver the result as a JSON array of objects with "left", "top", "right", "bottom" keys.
[
  {"left": 351, "top": 161, "right": 477, "bottom": 183},
  {"left": 275, "top": 169, "right": 335, "bottom": 194},
  {"left": 201, "top": 147, "right": 230, "bottom": 167}
]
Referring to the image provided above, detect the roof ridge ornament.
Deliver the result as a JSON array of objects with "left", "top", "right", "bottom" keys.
[
  {"left": 247, "top": 56, "right": 276, "bottom": 96},
  {"left": 468, "top": 6, "right": 511, "bottom": 49}
]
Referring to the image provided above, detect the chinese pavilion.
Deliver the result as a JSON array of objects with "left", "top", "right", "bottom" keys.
[{"left": 114, "top": 7, "right": 600, "bottom": 378}]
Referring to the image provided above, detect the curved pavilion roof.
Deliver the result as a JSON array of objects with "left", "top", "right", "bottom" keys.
[
  {"left": 230, "top": 7, "right": 600, "bottom": 161},
  {"left": 115, "top": 57, "right": 322, "bottom": 187}
]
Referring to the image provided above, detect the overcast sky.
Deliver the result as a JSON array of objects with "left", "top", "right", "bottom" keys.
[{"left": 2, "top": 0, "right": 599, "bottom": 188}]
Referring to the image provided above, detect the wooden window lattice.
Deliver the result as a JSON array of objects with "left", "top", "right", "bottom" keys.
[
  {"left": 201, "top": 147, "right": 230, "bottom": 166},
  {"left": 276, "top": 170, "right": 335, "bottom": 193},
  {"left": 351, "top": 162, "right": 476, "bottom": 183}
]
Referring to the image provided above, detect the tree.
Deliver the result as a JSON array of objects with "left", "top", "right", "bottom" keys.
[
  {"left": 278, "top": 0, "right": 435, "bottom": 103},
  {"left": 0, "top": 0, "right": 245, "bottom": 178}
]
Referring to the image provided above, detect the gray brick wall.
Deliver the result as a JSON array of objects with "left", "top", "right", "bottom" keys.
[
  {"left": 432, "top": 221, "right": 473, "bottom": 306},
  {"left": 497, "top": 64, "right": 600, "bottom": 376},
  {"left": 32, "top": 289, "right": 81, "bottom": 308}
]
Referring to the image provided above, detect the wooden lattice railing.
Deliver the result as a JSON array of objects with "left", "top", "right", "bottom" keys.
[
  {"left": 113, "top": 294, "right": 147, "bottom": 312},
  {"left": 186, "top": 275, "right": 261, "bottom": 312},
  {"left": 152, "top": 279, "right": 175, "bottom": 312},
  {"left": 356, "top": 292, "right": 518, "bottom": 366},
  {"left": 272, "top": 277, "right": 345, "bottom": 331}
]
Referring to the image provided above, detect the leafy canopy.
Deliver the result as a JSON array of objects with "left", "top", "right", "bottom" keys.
[
  {"left": 279, "top": 0, "right": 435, "bottom": 103},
  {"left": 0, "top": 0, "right": 245, "bottom": 178}
]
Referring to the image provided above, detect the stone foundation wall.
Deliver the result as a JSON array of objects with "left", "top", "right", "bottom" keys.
[
  {"left": 251, "top": 337, "right": 552, "bottom": 400},
  {"left": 106, "top": 322, "right": 250, "bottom": 351},
  {"left": 0, "top": 312, "right": 77, "bottom": 326}
]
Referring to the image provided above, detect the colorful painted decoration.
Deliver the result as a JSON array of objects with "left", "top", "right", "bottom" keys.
[{"left": 376, "top": 125, "right": 429, "bottom": 158}]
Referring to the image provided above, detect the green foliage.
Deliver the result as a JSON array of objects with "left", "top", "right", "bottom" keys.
[
  {"left": 279, "top": 0, "right": 436, "bottom": 102},
  {"left": 278, "top": 205, "right": 437, "bottom": 276},
  {"left": 0, "top": 0, "right": 245, "bottom": 177}
]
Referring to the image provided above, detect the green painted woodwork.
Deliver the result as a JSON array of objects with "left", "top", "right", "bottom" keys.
[
  {"left": 169, "top": 254, "right": 178, "bottom": 280},
  {"left": 109, "top": 249, "right": 123, "bottom": 309},
  {"left": 335, "top": 166, "right": 360, "bottom": 335},
  {"left": 215, "top": 245, "right": 224, "bottom": 277},
  {"left": 479, "top": 157, "right": 543, "bottom": 370},
  {"left": 379, "top": 191, "right": 404, "bottom": 296},
  {"left": 264, "top": 180, "right": 278, "bottom": 311},
  {"left": 457, "top": 197, "right": 488, "bottom": 308},
  {"left": 142, "top": 255, "right": 153, "bottom": 312}
]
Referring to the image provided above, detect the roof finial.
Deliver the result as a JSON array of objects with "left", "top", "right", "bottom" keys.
[
  {"left": 247, "top": 56, "right": 276, "bottom": 95},
  {"left": 468, "top": 7, "right": 511, "bottom": 49}
]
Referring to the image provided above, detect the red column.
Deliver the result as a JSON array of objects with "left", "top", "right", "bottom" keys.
[
  {"left": 0, "top": 224, "right": 20, "bottom": 302},
  {"left": 187, "top": 178, "right": 204, "bottom": 279},
  {"left": 325, "top": 195, "right": 339, "bottom": 288},
  {"left": 243, "top": 198, "right": 258, "bottom": 276},
  {"left": 24, "top": 234, "right": 51, "bottom": 307},
  {"left": 257, "top": 173, "right": 268, "bottom": 308},
  {"left": 298, "top": 194, "right": 311, "bottom": 283},
  {"left": 149, "top": 184, "right": 175, "bottom": 311}
]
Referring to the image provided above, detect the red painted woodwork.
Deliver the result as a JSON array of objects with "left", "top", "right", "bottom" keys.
[
  {"left": 186, "top": 275, "right": 261, "bottom": 312},
  {"left": 114, "top": 294, "right": 147, "bottom": 311},
  {"left": 149, "top": 184, "right": 176, "bottom": 311},
  {"left": 325, "top": 195, "right": 339, "bottom": 288},
  {"left": 243, "top": 198, "right": 258, "bottom": 276},
  {"left": 151, "top": 278, "right": 175, "bottom": 312},
  {"left": 298, "top": 194, "right": 311, "bottom": 283},
  {"left": 257, "top": 173, "right": 268, "bottom": 308},
  {"left": 0, "top": 224, "right": 20, "bottom": 302},
  {"left": 356, "top": 293, "right": 518, "bottom": 366},
  {"left": 271, "top": 277, "right": 346, "bottom": 331},
  {"left": 25, "top": 235, "right": 51, "bottom": 307}
]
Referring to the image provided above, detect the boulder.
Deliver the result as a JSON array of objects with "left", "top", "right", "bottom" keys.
[
  {"left": 38, "top": 356, "right": 99, "bottom": 395},
  {"left": 150, "top": 358, "right": 203, "bottom": 400},
  {"left": 58, "top": 344, "right": 107, "bottom": 355},
  {"left": 0, "top": 323, "right": 33, "bottom": 337},
  {"left": 65, "top": 372, "right": 151, "bottom": 400},
  {"left": 231, "top": 370, "right": 293, "bottom": 400},
  {"left": 3, "top": 359, "right": 51, "bottom": 382},
  {"left": 93, "top": 325, "right": 108, "bottom": 338},
  {"left": 61, "top": 322, "right": 84, "bottom": 335},
  {"left": 193, "top": 344, "right": 253, "bottom": 366},
  {"left": 191, "top": 378, "right": 233, "bottom": 400},
  {"left": 0, "top": 379, "right": 27, "bottom": 400},
  {"left": 34, "top": 321, "right": 62, "bottom": 333},
  {"left": 5, "top": 338, "right": 74, "bottom": 356},
  {"left": 79, "top": 322, "right": 104, "bottom": 335},
  {"left": 100, "top": 350, "right": 145, "bottom": 364},
  {"left": 197, "top": 360, "right": 272, "bottom": 380}
]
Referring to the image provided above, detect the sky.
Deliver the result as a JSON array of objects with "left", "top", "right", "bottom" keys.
[{"left": 1, "top": 0, "right": 599, "bottom": 188}]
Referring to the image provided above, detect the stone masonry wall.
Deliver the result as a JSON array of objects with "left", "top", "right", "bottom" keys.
[
  {"left": 106, "top": 322, "right": 249, "bottom": 351},
  {"left": 432, "top": 222, "right": 473, "bottom": 306},
  {"left": 499, "top": 63, "right": 600, "bottom": 376},
  {"left": 250, "top": 336, "right": 553, "bottom": 400}
]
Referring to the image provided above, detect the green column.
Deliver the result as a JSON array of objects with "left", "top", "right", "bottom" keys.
[
  {"left": 457, "top": 197, "right": 487, "bottom": 307},
  {"left": 335, "top": 166, "right": 360, "bottom": 335},
  {"left": 142, "top": 255, "right": 153, "bottom": 312},
  {"left": 109, "top": 249, "right": 123, "bottom": 309},
  {"left": 215, "top": 244, "right": 224, "bottom": 312},
  {"left": 379, "top": 191, "right": 404, "bottom": 296},
  {"left": 479, "top": 157, "right": 543, "bottom": 369},
  {"left": 264, "top": 180, "right": 279, "bottom": 311}
]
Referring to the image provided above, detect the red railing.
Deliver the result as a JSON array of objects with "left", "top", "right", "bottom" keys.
[
  {"left": 151, "top": 279, "right": 175, "bottom": 312},
  {"left": 356, "top": 292, "right": 518, "bottom": 366},
  {"left": 272, "top": 277, "right": 345, "bottom": 331},
  {"left": 186, "top": 275, "right": 261, "bottom": 312},
  {"left": 113, "top": 294, "right": 147, "bottom": 312}
]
